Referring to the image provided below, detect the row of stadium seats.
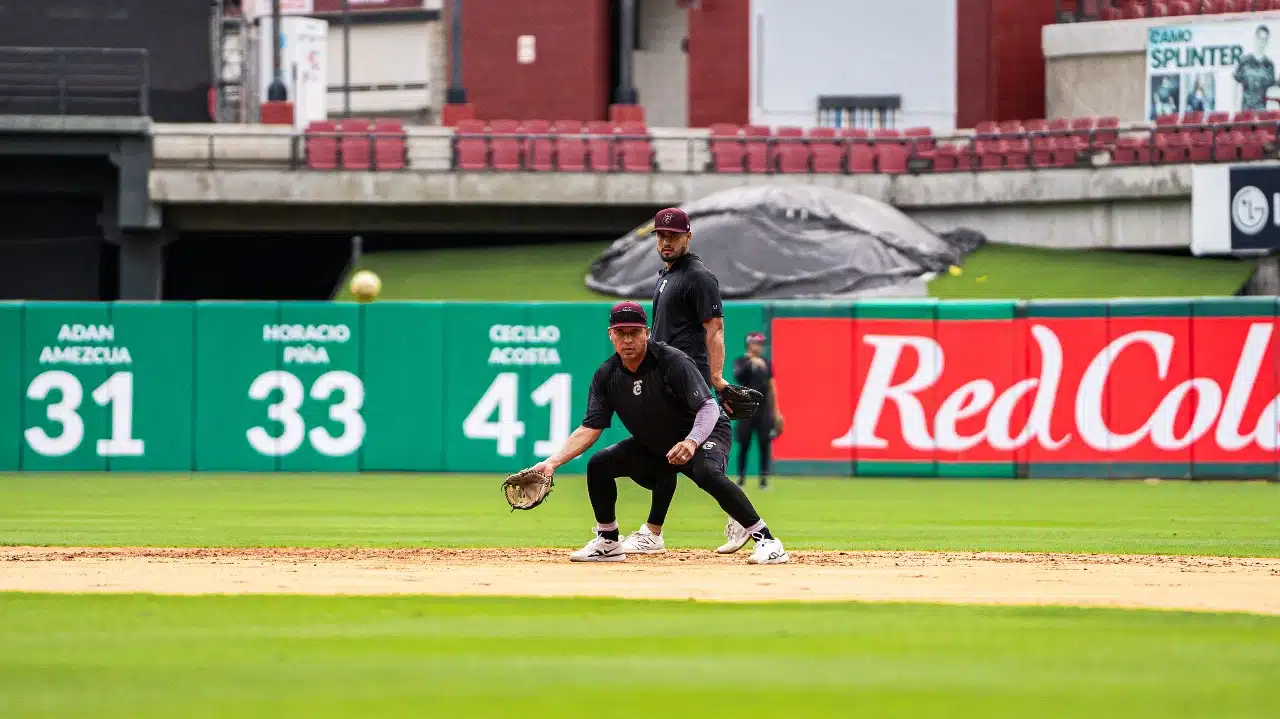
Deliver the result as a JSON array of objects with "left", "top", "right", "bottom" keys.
[
  {"left": 1094, "top": 0, "right": 1280, "bottom": 19},
  {"left": 296, "top": 115, "right": 1278, "bottom": 173},
  {"left": 454, "top": 119, "right": 656, "bottom": 172},
  {"left": 304, "top": 118, "right": 408, "bottom": 170}
]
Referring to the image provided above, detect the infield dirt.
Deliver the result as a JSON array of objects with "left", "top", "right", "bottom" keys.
[{"left": 3, "top": 547, "right": 1278, "bottom": 614}]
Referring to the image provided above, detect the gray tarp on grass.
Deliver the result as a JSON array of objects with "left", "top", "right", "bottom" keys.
[{"left": 586, "top": 185, "right": 986, "bottom": 299}]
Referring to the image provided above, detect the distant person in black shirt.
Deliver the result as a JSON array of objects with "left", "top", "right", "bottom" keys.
[
  {"left": 526, "top": 301, "right": 789, "bottom": 565},
  {"left": 732, "top": 331, "right": 783, "bottom": 489},
  {"left": 1235, "top": 25, "right": 1276, "bottom": 112}
]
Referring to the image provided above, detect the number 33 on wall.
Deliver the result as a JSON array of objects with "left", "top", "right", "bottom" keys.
[{"left": 246, "top": 370, "right": 365, "bottom": 457}]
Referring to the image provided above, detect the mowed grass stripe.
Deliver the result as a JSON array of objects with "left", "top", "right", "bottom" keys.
[
  {"left": 2, "top": 474, "right": 1277, "bottom": 556},
  {"left": 0, "top": 594, "right": 1275, "bottom": 719}
]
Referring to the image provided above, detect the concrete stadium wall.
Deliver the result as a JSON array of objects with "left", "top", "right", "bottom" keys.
[{"left": 148, "top": 123, "right": 1197, "bottom": 248}]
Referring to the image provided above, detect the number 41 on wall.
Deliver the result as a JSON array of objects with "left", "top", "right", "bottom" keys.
[{"left": 463, "top": 372, "right": 571, "bottom": 457}]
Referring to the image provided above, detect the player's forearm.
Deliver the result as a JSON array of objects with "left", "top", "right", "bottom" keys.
[
  {"left": 545, "top": 426, "right": 602, "bottom": 470},
  {"left": 706, "top": 322, "right": 727, "bottom": 387},
  {"left": 685, "top": 398, "right": 719, "bottom": 446},
  {"left": 770, "top": 378, "right": 780, "bottom": 411}
]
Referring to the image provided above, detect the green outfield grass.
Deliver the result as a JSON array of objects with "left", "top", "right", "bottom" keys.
[
  {"left": 0, "top": 594, "right": 1276, "bottom": 719},
  {"left": 334, "top": 242, "right": 1257, "bottom": 302},
  {"left": 3, "top": 474, "right": 1277, "bottom": 556}
]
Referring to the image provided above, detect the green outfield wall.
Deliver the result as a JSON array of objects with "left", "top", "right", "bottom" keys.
[{"left": 2, "top": 299, "right": 1277, "bottom": 478}]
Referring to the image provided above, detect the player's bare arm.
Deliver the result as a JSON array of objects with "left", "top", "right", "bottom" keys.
[
  {"left": 666, "top": 438, "right": 698, "bottom": 465},
  {"left": 532, "top": 426, "right": 603, "bottom": 476},
  {"left": 703, "top": 316, "right": 728, "bottom": 390},
  {"left": 770, "top": 377, "right": 784, "bottom": 425}
]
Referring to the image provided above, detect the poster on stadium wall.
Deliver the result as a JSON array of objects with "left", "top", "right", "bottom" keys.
[
  {"left": 1146, "top": 20, "right": 1280, "bottom": 120},
  {"left": 256, "top": 15, "right": 330, "bottom": 131}
]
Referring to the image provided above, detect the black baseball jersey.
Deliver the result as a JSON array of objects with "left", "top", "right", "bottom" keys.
[
  {"left": 582, "top": 339, "right": 729, "bottom": 456},
  {"left": 732, "top": 354, "right": 773, "bottom": 398},
  {"left": 650, "top": 253, "right": 723, "bottom": 385}
]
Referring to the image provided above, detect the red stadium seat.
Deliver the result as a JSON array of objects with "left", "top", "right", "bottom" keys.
[
  {"left": 1189, "top": 131, "right": 1213, "bottom": 162},
  {"left": 1069, "top": 117, "right": 1095, "bottom": 148},
  {"left": 1206, "top": 111, "right": 1231, "bottom": 125},
  {"left": 997, "top": 120, "right": 1023, "bottom": 134},
  {"left": 840, "top": 128, "right": 870, "bottom": 139},
  {"left": 1182, "top": 111, "right": 1204, "bottom": 126},
  {"left": 1150, "top": 2, "right": 1170, "bottom": 16},
  {"left": 744, "top": 125, "right": 771, "bottom": 173},
  {"left": 709, "top": 123, "right": 746, "bottom": 172},
  {"left": 338, "top": 118, "right": 372, "bottom": 170},
  {"left": 305, "top": 120, "right": 338, "bottom": 170},
  {"left": 932, "top": 142, "right": 960, "bottom": 172},
  {"left": 1241, "top": 130, "right": 1267, "bottom": 160},
  {"left": 551, "top": 120, "right": 587, "bottom": 171},
  {"left": 1256, "top": 110, "right": 1280, "bottom": 141},
  {"left": 1123, "top": 1, "right": 1147, "bottom": 17},
  {"left": 617, "top": 121, "right": 654, "bottom": 172},
  {"left": 1023, "top": 119, "right": 1048, "bottom": 134},
  {"left": 523, "top": 119, "right": 553, "bottom": 171},
  {"left": 1232, "top": 111, "right": 1258, "bottom": 134},
  {"left": 1003, "top": 136, "right": 1031, "bottom": 169},
  {"left": 1156, "top": 132, "right": 1190, "bottom": 163},
  {"left": 807, "top": 127, "right": 844, "bottom": 173},
  {"left": 1101, "top": 5, "right": 1122, "bottom": 19},
  {"left": 586, "top": 120, "right": 616, "bottom": 171},
  {"left": 903, "top": 126, "right": 935, "bottom": 159},
  {"left": 773, "top": 126, "right": 808, "bottom": 172},
  {"left": 1051, "top": 136, "right": 1079, "bottom": 167},
  {"left": 847, "top": 141, "right": 875, "bottom": 173},
  {"left": 455, "top": 119, "right": 488, "bottom": 169},
  {"left": 1094, "top": 116, "right": 1120, "bottom": 146},
  {"left": 877, "top": 142, "right": 909, "bottom": 173},
  {"left": 373, "top": 118, "right": 407, "bottom": 170},
  {"left": 1111, "top": 135, "right": 1152, "bottom": 165},
  {"left": 1168, "top": 0, "right": 1193, "bottom": 13},
  {"left": 1220, "top": 0, "right": 1242, "bottom": 11},
  {"left": 488, "top": 119, "right": 523, "bottom": 170}
]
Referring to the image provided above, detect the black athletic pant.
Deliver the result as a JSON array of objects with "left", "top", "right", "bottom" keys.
[
  {"left": 643, "top": 365, "right": 716, "bottom": 527},
  {"left": 585, "top": 430, "right": 761, "bottom": 530},
  {"left": 735, "top": 411, "right": 773, "bottom": 479}
]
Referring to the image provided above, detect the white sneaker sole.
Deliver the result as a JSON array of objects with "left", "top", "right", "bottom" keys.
[
  {"left": 716, "top": 537, "right": 751, "bottom": 555},
  {"left": 621, "top": 545, "right": 666, "bottom": 554},
  {"left": 570, "top": 552, "right": 628, "bottom": 563},
  {"left": 748, "top": 551, "right": 791, "bottom": 565}
]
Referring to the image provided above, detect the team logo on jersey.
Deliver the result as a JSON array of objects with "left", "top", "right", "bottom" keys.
[
  {"left": 633, "top": 380, "right": 643, "bottom": 395},
  {"left": 702, "top": 441, "right": 716, "bottom": 449},
  {"left": 658, "top": 279, "right": 667, "bottom": 293}
]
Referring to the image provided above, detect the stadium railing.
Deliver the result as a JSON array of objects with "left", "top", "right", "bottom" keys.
[
  {"left": 151, "top": 117, "right": 1280, "bottom": 174},
  {"left": 0, "top": 46, "right": 150, "bottom": 117}
]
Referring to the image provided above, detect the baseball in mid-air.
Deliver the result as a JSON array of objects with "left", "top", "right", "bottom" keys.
[{"left": 349, "top": 270, "right": 382, "bottom": 302}]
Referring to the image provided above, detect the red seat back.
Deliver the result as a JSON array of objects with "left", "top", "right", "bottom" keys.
[
  {"left": 709, "top": 123, "right": 745, "bottom": 172},
  {"left": 305, "top": 120, "right": 339, "bottom": 170},
  {"left": 372, "top": 118, "right": 406, "bottom": 170},
  {"left": 551, "top": 121, "right": 587, "bottom": 171},
  {"left": 338, "top": 119, "right": 372, "bottom": 170},
  {"left": 617, "top": 121, "right": 653, "bottom": 172}
]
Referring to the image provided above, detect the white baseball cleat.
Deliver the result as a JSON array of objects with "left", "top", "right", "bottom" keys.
[
  {"left": 619, "top": 525, "right": 666, "bottom": 554},
  {"left": 716, "top": 518, "right": 752, "bottom": 554},
  {"left": 748, "top": 537, "right": 790, "bottom": 565},
  {"left": 569, "top": 532, "right": 628, "bottom": 562}
]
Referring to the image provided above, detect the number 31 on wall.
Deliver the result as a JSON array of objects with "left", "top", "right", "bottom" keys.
[{"left": 24, "top": 370, "right": 144, "bottom": 458}]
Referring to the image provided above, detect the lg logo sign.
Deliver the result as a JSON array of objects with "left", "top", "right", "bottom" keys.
[{"left": 1232, "top": 185, "right": 1271, "bottom": 235}]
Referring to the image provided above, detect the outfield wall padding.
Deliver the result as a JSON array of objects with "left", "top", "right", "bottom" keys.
[{"left": 0, "top": 299, "right": 1276, "bottom": 479}]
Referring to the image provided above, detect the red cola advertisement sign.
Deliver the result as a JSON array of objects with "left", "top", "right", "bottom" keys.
[{"left": 770, "top": 302, "right": 1280, "bottom": 476}]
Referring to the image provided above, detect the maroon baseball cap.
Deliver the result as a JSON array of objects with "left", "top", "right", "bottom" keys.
[
  {"left": 653, "top": 207, "right": 691, "bottom": 234},
  {"left": 609, "top": 301, "right": 649, "bottom": 329}
]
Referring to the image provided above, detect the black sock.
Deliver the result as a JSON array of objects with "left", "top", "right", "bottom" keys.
[
  {"left": 600, "top": 529, "right": 620, "bottom": 541},
  {"left": 752, "top": 526, "right": 774, "bottom": 541}
]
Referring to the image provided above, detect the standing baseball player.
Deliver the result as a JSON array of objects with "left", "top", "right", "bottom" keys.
[
  {"left": 614, "top": 207, "right": 759, "bottom": 558},
  {"left": 526, "top": 301, "right": 789, "bottom": 564},
  {"left": 733, "top": 331, "right": 783, "bottom": 489}
]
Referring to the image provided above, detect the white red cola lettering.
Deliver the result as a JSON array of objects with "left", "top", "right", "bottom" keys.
[{"left": 833, "top": 323, "right": 1280, "bottom": 453}]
